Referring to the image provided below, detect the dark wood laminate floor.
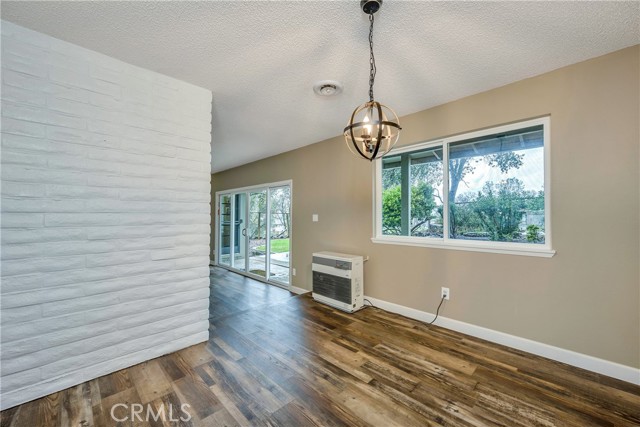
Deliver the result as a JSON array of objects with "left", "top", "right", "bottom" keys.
[{"left": 3, "top": 267, "right": 640, "bottom": 426}]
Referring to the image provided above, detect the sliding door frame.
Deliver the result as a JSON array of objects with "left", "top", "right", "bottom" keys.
[{"left": 215, "top": 179, "right": 293, "bottom": 290}]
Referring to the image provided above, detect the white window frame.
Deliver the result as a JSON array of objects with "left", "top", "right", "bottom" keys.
[{"left": 372, "top": 116, "right": 555, "bottom": 258}]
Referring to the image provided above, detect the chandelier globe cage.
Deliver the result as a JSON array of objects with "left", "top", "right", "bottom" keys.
[{"left": 344, "top": 100, "right": 401, "bottom": 161}]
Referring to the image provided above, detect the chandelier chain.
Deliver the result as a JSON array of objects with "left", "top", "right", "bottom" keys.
[{"left": 368, "top": 13, "right": 376, "bottom": 102}]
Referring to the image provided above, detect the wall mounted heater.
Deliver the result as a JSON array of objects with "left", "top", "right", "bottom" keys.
[{"left": 312, "top": 251, "right": 364, "bottom": 313}]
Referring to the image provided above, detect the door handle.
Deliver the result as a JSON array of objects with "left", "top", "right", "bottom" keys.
[{"left": 242, "top": 228, "right": 247, "bottom": 237}]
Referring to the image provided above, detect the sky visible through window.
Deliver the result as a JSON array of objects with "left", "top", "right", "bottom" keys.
[{"left": 456, "top": 147, "right": 543, "bottom": 195}]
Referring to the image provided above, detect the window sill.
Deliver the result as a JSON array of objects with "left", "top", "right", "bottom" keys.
[{"left": 371, "top": 236, "right": 556, "bottom": 258}]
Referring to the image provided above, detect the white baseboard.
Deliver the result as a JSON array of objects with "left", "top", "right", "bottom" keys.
[
  {"left": 364, "top": 295, "right": 640, "bottom": 385},
  {"left": 289, "top": 285, "right": 310, "bottom": 295}
]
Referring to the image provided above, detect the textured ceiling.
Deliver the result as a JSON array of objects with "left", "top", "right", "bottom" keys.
[{"left": 2, "top": 1, "right": 639, "bottom": 172}]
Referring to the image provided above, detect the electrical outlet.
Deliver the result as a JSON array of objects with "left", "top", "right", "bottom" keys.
[
  {"left": 441, "top": 287, "right": 450, "bottom": 300},
  {"left": 292, "top": 268, "right": 296, "bottom": 276}
]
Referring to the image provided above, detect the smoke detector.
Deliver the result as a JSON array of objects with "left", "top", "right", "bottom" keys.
[{"left": 313, "top": 80, "right": 343, "bottom": 97}]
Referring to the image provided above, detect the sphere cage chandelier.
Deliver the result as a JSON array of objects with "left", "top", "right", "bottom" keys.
[{"left": 344, "top": 0, "right": 401, "bottom": 161}]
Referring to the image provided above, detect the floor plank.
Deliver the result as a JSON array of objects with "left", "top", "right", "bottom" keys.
[
  {"left": 59, "top": 384, "right": 93, "bottom": 427},
  {"left": 128, "top": 360, "right": 172, "bottom": 404},
  {"left": 3, "top": 266, "right": 639, "bottom": 427}
]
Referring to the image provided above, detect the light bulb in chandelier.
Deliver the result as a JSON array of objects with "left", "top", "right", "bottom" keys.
[{"left": 363, "top": 113, "right": 371, "bottom": 136}]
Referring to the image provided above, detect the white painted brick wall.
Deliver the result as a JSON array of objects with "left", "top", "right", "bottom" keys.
[{"left": 0, "top": 21, "right": 212, "bottom": 410}]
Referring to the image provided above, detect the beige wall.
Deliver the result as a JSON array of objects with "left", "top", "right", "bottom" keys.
[{"left": 212, "top": 46, "right": 640, "bottom": 368}]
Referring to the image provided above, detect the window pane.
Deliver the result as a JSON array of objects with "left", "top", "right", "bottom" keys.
[
  {"left": 410, "top": 148, "right": 443, "bottom": 237},
  {"left": 233, "top": 193, "right": 247, "bottom": 271},
  {"left": 382, "top": 146, "right": 443, "bottom": 237},
  {"left": 248, "top": 191, "right": 267, "bottom": 278},
  {"left": 269, "top": 186, "right": 291, "bottom": 284},
  {"left": 448, "top": 126, "right": 545, "bottom": 244},
  {"left": 381, "top": 156, "right": 402, "bottom": 236},
  {"left": 219, "top": 194, "right": 231, "bottom": 266}
]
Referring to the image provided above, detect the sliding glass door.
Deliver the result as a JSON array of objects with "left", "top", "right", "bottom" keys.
[
  {"left": 268, "top": 186, "right": 290, "bottom": 285},
  {"left": 218, "top": 193, "right": 248, "bottom": 271},
  {"left": 217, "top": 181, "right": 291, "bottom": 288},
  {"left": 248, "top": 190, "right": 267, "bottom": 279},
  {"left": 219, "top": 194, "right": 232, "bottom": 267},
  {"left": 232, "top": 193, "right": 247, "bottom": 272}
]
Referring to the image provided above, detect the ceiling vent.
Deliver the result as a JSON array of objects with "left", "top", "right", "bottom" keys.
[{"left": 313, "top": 80, "right": 343, "bottom": 97}]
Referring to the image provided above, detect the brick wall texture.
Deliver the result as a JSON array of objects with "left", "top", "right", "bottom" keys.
[{"left": 0, "top": 21, "right": 212, "bottom": 409}]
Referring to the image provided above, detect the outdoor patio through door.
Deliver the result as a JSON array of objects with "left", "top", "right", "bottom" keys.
[{"left": 217, "top": 181, "right": 291, "bottom": 288}]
